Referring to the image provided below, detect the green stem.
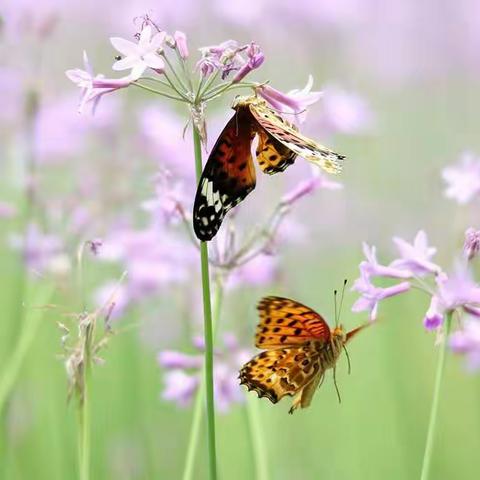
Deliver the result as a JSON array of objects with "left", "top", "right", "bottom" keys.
[
  {"left": 132, "top": 82, "right": 188, "bottom": 102},
  {"left": 193, "top": 126, "right": 217, "bottom": 480},
  {"left": 245, "top": 396, "right": 270, "bottom": 480},
  {"left": 162, "top": 55, "right": 190, "bottom": 96},
  {"left": 182, "top": 281, "right": 224, "bottom": 480},
  {"left": 78, "top": 357, "right": 91, "bottom": 480},
  {"left": 419, "top": 312, "right": 452, "bottom": 480}
]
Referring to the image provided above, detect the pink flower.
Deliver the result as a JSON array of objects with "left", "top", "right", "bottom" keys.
[
  {"left": 197, "top": 40, "right": 245, "bottom": 79},
  {"left": 257, "top": 75, "right": 322, "bottom": 124},
  {"left": 450, "top": 319, "right": 480, "bottom": 371},
  {"left": 0, "top": 201, "right": 16, "bottom": 219},
  {"left": 317, "top": 85, "right": 374, "bottom": 135},
  {"left": 111, "top": 26, "right": 166, "bottom": 78},
  {"left": 464, "top": 228, "right": 480, "bottom": 260},
  {"left": 359, "top": 243, "right": 412, "bottom": 279},
  {"left": 232, "top": 42, "right": 264, "bottom": 83},
  {"left": 173, "top": 31, "right": 189, "bottom": 59},
  {"left": 423, "top": 295, "right": 443, "bottom": 330},
  {"left": 390, "top": 230, "right": 441, "bottom": 276},
  {"left": 351, "top": 270, "right": 410, "bottom": 321},
  {"left": 442, "top": 152, "right": 480, "bottom": 204},
  {"left": 66, "top": 52, "right": 133, "bottom": 114},
  {"left": 227, "top": 254, "right": 278, "bottom": 289}
]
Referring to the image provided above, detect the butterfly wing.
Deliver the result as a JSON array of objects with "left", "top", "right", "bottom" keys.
[
  {"left": 255, "top": 127, "right": 296, "bottom": 175},
  {"left": 239, "top": 345, "right": 323, "bottom": 407},
  {"left": 249, "top": 101, "right": 345, "bottom": 174},
  {"left": 193, "top": 110, "right": 256, "bottom": 241},
  {"left": 256, "top": 296, "right": 331, "bottom": 349}
]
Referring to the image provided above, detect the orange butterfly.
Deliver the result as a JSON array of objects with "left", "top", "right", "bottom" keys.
[
  {"left": 239, "top": 296, "right": 366, "bottom": 414},
  {"left": 193, "top": 96, "right": 345, "bottom": 241}
]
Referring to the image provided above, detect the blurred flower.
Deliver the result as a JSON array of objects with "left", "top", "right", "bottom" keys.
[
  {"left": 464, "top": 228, "right": 480, "bottom": 260},
  {"left": 442, "top": 151, "right": 480, "bottom": 204},
  {"left": 66, "top": 51, "right": 133, "bottom": 114},
  {"left": 257, "top": 75, "right": 322, "bottom": 124},
  {"left": 227, "top": 254, "right": 279, "bottom": 289},
  {"left": 423, "top": 295, "right": 443, "bottom": 330},
  {"left": 450, "top": 318, "right": 480, "bottom": 371},
  {"left": 87, "top": 238, "right": 103, "bottom": 256},
  {"left": 316, "top": 85, "right": 374, "bottom": 135},
  {"left": 111, "top": 25, "right": 166, "bottom": 78},
  {"left": 0, "top": 68, "right": 23, "bottom": 125},
  {"left": 232, "top": 42, "right": 265, "bottom": 83},
  {"left": 94, "top": 282, "right": 130, "bottom": 320},
  {"left": 0, "top": 201, "right": 16, "bottom": 219},
  {"left": 390, "top": 230, "right": 441, "bottom": 276},
  {"left": 351, "top": 269, "right": 410, "bottom": 321},
  {"left": 173, "top": 31, "right": 189, "bottom": 59},
  {"left": 159, "top": 333, "right": 251, "bottom": 412}
]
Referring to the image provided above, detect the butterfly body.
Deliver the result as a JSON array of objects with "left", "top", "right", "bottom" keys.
[
  {"left": 193, "top": 96, "right": 345, "bottom": 241},
  {"left": 239, "top": 297, "right": 365, "bottom": 414}
]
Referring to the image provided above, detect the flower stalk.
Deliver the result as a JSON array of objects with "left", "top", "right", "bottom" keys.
[
  {"left": 193, "top": 125, "right": 217, "bottom": 480},
  {"left": 420, "top": 312, "right": 452, "bottom": 480}
]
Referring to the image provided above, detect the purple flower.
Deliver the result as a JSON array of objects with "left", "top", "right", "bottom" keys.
[
  {"left": 173, "top": 31, "right": 189, "bottom": 59},
  {"left": 351, "top": 269, "right": 410, "bottom": 321},
  {"left": 359, "top": 243, "right": 412, "bottom": 279},
  {"left": 94, "top": 282, "right": 130, "bottom": 320},
  {"left": 464, "top": 228, "right": 480, "bottom": 260},
  {"left": 316, "top": 85, "right": 374, "bottom": 135},
  {"left": 66, "top": 52, "right": 134, "bottom": 114},
  {"left": 0, "top": 201, "right": 16, "bottom": 219},
  {"left": 390, "top": 230, "right": 441, "bottom": 276},
  {"left": 257, "top": 75, "right": 322, "bottom": 124},
  {"left": 159, "top": 334, "right": 251, "bottom": 412},
  {"left": 423, "top": 295, "right": 443, "bottom": 330},
  {"left": 227, "top": 255, "right": 279, "bottom": 290},
  {"left": 442, "top": 152, "right": 480, "bottom": 204},
  {"left": 450, "top": 319, "right": 480, "bottom": 371},
  {"left": 111, "top": 26, "right": 166, "bottom": 78},
  {"left": 232, "top": 42, "right": 264, "bottom": 83}
]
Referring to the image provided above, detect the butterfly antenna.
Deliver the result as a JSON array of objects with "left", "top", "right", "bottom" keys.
[
  {"left": 333, "top": 366, "right": 342, "bottom": 404},
  {"left": 333, "top": 289, "right": 338, "bottom": 327},
  {"left": 343, "top": 345, "right": 352, "bottom": 375},
  {"left": 338, "top": 279, "right": 348, "bottom": 323}
]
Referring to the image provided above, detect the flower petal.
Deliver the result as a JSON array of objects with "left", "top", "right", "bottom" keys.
[
  {"left": 112, "top": 56, "right": 141, "bottom": 71},
  {"left": 110, "top": 37, "right": 139, "bottom": 56}
]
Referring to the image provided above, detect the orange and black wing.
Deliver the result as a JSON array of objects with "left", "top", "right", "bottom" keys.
[
  {"left": 193, "top": 111, "right": 256, "bottom": 241},
  {"left": 255, "top": 296, "right": 331, "bottom": 349},
  {"left": 255, "top": 127, "right": 296, "bottom": 175}
]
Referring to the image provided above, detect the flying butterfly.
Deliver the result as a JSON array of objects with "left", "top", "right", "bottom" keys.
[
  {"left": 193, "top": 95, "right": 345, "bottom": 241},
  {"left": 239, "top": 286, "right": 367, "bottom": 414}
]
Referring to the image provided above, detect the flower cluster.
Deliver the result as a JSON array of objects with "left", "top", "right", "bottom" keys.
[
  {"left": 351, "top": 229, "right": 480, "bottom": 369},
  {"left": 158, "top": 333, "right": 251, "bottom": 412},
  {"left": 442, "top": 151, "right": 480, "bottom": 204}
]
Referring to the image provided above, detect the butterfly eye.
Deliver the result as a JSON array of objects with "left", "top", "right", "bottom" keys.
[{"left": 114, "top": 55, "right": 122, "bottom": 61}]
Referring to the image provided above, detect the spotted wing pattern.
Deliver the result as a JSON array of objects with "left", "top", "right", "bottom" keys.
[
  {"left": 255, "top": 127, "right": 296, "bottom": 175},
  {"left": 239, "top": 344, "right": 323, "bottom": 408},
  {"left": 255, "top": 296, "right": 331, "bottom": 349},
  {"left": 193, "top": 111, "right": 256, "bottom": 241},
  {"left": 248, "top": 100, "right": 345, "bottom": 174}
]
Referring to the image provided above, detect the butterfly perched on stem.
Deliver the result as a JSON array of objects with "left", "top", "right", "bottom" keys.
[
  {"left": 239, "top": 296, "right": 366, "bottom": 414},
  {"left": 193, "top": 95, "right": 345, "bottom": 241}
]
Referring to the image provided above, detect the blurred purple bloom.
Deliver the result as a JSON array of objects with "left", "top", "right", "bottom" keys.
[
  {"left": 442, "top": 152, "right": 480, "bottom": 204},
  {"left": 111, "top": 26, "right": 166, "bottom": 78},
  {"left": 450, "top": 319, "right": 480, "bottom": 371},
  {"left": 159, "top": 334, "right": 251, "bottom": 412},
  {"left": 66, "top": 52, "right": 133, "bottom": 114},
  {"left": 0, "top": 201, "right": 16, "bottom": 219},
  {"left": 197, "top": 40, "right": 246, "bottom": 79},
  {"left": 390, "top": 230, "right": 441, "bottom": 276},
  {"left": 227, "top": 254, "right": 279, "bottom": 289},
  {"left": 423, "top": 295, "right": 443, "bottom": 330},
  {"left": 464, "top": 228, "right": 480, "bottom": 260},
  {"left": 359, "top": 243, "right": 411, "bottom": 279},
  {"left": 173, "top": 31, "right": 189, "bottom": 59},
  {"left": 87, "top": 239, "right": 103, "bottom": 256},
  {"left": 94, "top": 282, "right": 130, "bottom": 320},
  {"left": 317, "top": 85, "right": 374, "bottom": 135},
  {"left": 0, "top": 69, "right": 23, "bottom": 124},
  {"left": 232, "top": 42, "right": 265, "bottom": 83},
  {"left": 351, "top": 269, "right": 410, "bottom": 321}
]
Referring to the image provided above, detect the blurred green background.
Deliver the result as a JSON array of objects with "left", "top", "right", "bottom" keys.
[{"left": 1, "top": 1, "right": 480, "bottom": 479}]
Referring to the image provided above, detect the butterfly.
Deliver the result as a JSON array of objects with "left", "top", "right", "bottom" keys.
[
  {"left": 193, "top": 95, "right": 345, "bottom": 241},
  {"left": 239, "top": 296, "right": 366, "bottom": 414}
]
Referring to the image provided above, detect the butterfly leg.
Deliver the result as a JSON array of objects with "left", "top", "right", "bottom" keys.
[{"left": 332, "top": 366, "right": 342, "bottom": 404}]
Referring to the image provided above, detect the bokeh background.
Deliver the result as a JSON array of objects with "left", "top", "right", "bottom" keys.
[{"left": 1, "top": 1, "right": 480, "bottom": 479}]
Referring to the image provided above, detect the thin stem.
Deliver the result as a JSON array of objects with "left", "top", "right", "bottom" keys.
[
  {"left": 138, "top": 76, "right": 173, "bottom": 89},
  {"left": 245, "top": 396, "right": 270, "bottom": 480},
  {"left": 78, "top": 347, "right": 91, "bottom": 480},
  {"left": 182, "top": 280, "right": 224, "bottom": 480},
  {"left": 132, "top": 82, "right": 188, "bottom": 102},
  {"left": 419, "top": 312, "right": 452, "bottom": 480},
  {"left": 162, "top": 54, "right": 190, "bottom": 96},
  {"left": 193, "top": 126, "right": 217, "bottom": 480}
]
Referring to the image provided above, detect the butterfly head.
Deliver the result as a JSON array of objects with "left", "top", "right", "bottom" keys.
[
  {"left": 332, "top": 325, "right": 347, "bottom": 343},
  {"left": 231, "top": 95, "right": 263, "bottom": 111}
]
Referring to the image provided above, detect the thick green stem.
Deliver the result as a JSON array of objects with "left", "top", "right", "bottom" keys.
[
  {"left": 419, "top": 313, "right": 452, "bottom": 480},
  {"left": 78, "top": 357, "right": 91, "bottom": 480},
  {"left": 182, "top": 281, "right": 223, "bottom": 480},
  {"left": 193, "top": 126, "right": 218, "bottom": 480},
  {"left": 245, "top": 396, "right": 270, "bottom": 480}
]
